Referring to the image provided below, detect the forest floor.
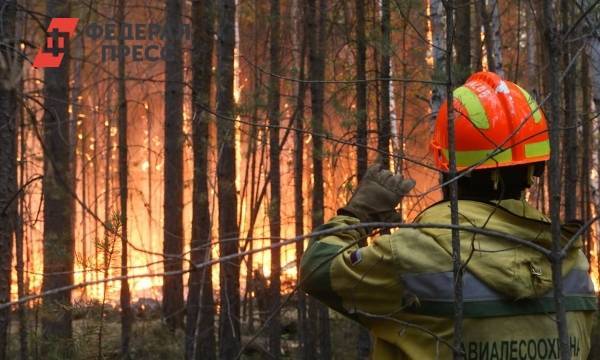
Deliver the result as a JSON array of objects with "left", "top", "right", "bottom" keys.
[
  {"left": 6, "top": 302, "right": 599, "bottom": 359},
  {"left": 6, "top": 301, "right": 363, "bottom": 359}
]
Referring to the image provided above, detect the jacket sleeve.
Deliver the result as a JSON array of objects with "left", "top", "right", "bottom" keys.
[{"left": 299, "top": 215, "right": 405, "bottom": 319}]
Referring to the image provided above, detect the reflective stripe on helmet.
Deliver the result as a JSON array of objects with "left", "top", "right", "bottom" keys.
[
  {"left": 454, "top": 86, "right": 490, "bottom": 129},
  {"left": 524, "top": 139, "right": 550, "bottom": 158},
  {"left": 442, "top": 148, "right": 512, "bottom": 167},
  {"left": 515, "top": 84, "right": 542, "bottom": 123}
]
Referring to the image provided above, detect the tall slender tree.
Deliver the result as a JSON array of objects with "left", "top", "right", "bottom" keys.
[
  {"left": 355, "top": 1, "right": 371, "bottom": 355},
  {"left": 186, "top": 0, "right": 216, "bottom": 358},
  {"left": 561, "top": 0, "right": 577, "bottom": 220},
  {"left": 581, "top": 51, "right": 592, "bottom": 258},
  {"left": 472, "top": 0, "right": 483, "bottom": 71},
  {"left": 589, "top": 34, "right": 600, "bottom": 113},
  {"left": 355, "top": 0, "right": 368, "bottom": 180},
  {"left": 292, "top": 0, "right": 308, "bottom": 356},
  {"left": 488, "top": 0, "right": 503, "bottom": 76},
  {"left": 455, "top": 0, "right": 471, "bottom": 83},
  {"left": 0, "top": 0, "right": 17, "bottom": 357},
  {"left": 163, "top": 0, "right": 185, "bottom": 331},
  {"left": 16, "top": 78, "right": 27, "bottom": 360},
  {"left": 525, "top": 3, "right": 537, "bottom": 90},
  {"left": 40, "top": 0, "right": 74, "bottom": 355},
  {"left": 430, "top": 0, "right": 446, "bottom": 117},
  {"left": 305, "top": 1, "right": 318, "bottom": 357},
  {"left": 542, "top": 0, "right": 570, "bottom": 357},
  {"left": 216, "top": 0, "right": 241, "bottom": 357},
  {"left": 443, "top": 1, "right": 463, "bottom": 358},
  {"left": 117, "top": 0, "right": 133, "bottom": 356},
  {"left": 307, "top": 0, "right": 331, "bottom": 357},
  {"left": 379, "top": 0, "right": 391, "bottom": 168},
  {"left": 268, "top": 0, "right": 282, "bottom": 356},
  {"left": 97, "top": 87, "right": 113, "bottom": 360},
  {"left": 478, "top": 0, "right": 504, "bottom": 76}
]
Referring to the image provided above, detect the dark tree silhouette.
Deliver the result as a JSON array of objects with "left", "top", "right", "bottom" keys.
[
  {"left": 379, "top": 0, "right": 391, "bottom": 169},
  {"left": 292, "top": 0, "right": 308, "bottom": 356},
  {"left": 307, "top": 0, "right": 331, "bottom": 357},
  {"left": 163, "top": 0, "right": 185, "bottom": 331},
  {"left": 0, "top": 0, "right": 17, "bottom": 357},
  {"left": 455, "top": 0, "right": 471, "bottom": 83},
  {"left": 117, "top": 0, "right": 133, "bottom": 355},
  {"left": 186, "top": 0, "right": 217, "bottom": 357},
  {"left": 41, "top": 0, "right": 74, "bottom": 355},
  {"left": 355, "top": 0, "right": 368, "bottom": 181},
  {"left": 216, "top": 0, "right": 241, "bottom": 357},
  {"left": 355, "top": 0, "right": 371, "bottom": 357},
  {"left": 268, "top": 0, "right": 282, "bottom": 356},
  {"left": 561, "top": 0, "right": 578, "bottom": 220},
  {"left": 542, "top": 0, "right": 570, "bottom": 357}
]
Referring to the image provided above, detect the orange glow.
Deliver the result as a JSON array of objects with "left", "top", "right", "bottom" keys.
[{"left": 10, "top": 4, "right": 598, "bottom": 314}]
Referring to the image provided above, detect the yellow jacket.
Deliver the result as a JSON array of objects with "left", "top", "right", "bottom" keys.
[{"left": 300, "top": 200, "right": 596, "bottom": 359}]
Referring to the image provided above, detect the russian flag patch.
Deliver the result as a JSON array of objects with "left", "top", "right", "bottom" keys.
[{"left": 349, "top": 249, "right": 362, "bottom": 266}]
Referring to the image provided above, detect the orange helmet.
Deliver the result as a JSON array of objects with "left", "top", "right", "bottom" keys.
[{"left": 431, "top": 72, "right": 549, "bottom": 172}]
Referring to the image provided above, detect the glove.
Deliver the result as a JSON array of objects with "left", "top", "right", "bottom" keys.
[{"left": 338, "top": 163, "right": 415, "bottom": 224}]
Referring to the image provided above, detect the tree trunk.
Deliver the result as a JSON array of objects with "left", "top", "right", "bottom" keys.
[
  {"left": 561, "top": 0, "right": 577, "bottom": 220},
  {"left": 488, "top": 0, "right": 503, "bottom": 76},
  {"left": 355, "top": 0, "right": 368, "bottom": 180},
  {"left": 17, "top": 97, "right": 27, "bottom": 360},
  {"left": 443, "top": 1, "right": 463, "bottom": 358},
  {"left": 526, "top": 3, "right": 537, "bottom": 91},
  {"left": 0, "top": 0, "right": 17, "bottom": 357},
  {"left": 306, "top": 2, "right": 319, "bottom": 357},
  {"left": 268, "top": 0, "right": 282, "bottom": 357},
  {"left": 98, "top": 85, "right": 114, "bottom": 360},
  {"left": 379, "top": 0, "right": 391, "bottom": 168},
  {"left": 588, "top": 17, "right": 600, "bottom": 271},
  {"left": 430, "top": 0, "right": 446, "bottom": 117},
  {"left": 472, "top": 0, "right": 483, "bottom": 71},
  {"left": 163, "top": 0, "right": 185, "bottom": 331},
  {"left": 355, "top": 1, "right": 371, "bottom": 355},
  {"left": 293, "top": 0, "right": 308, "bottom": 356},
  {"left": 15, "top": 12, "right": 28, "bottom": 357},
  {"left": 216, "top": 0, "right": 241, "bottom": 357},
  {"left": 542, "top": 0, "right": 570, "bottom": 358},
  {"left": 589, "top": 36, "right": 600, "bottom": 113},
  {"left": 587, "top": 15, "right": 600, "bottom": 222},
  {"left": 243, "top": 3, "right": 261, "bottom": 331},
  {"left": 307, "top": 0, "right": 331, "bottom": 357},
  {"left": 479, "top": 0, "right": 504, "bottom": 76},
  {"left": 93, "top": 96, "right": 100, "bottom": 286},
  {"left": 581, "top": 51, "right": 592, "bottom": 260},
  {"left": 117, "top": 0, "right": 132, "bottom": 356},
  {"left": 455, "top": 0, "right": 471, "bottom": 84},
  {"left": 68, "top": 23, "right": 86, "bottom": 299},
  {"left": 186, "top": 0, "right": 216, "bottom": 358},
  {"left": 41, "top": 0, "right": 74, "bottom": 355}
]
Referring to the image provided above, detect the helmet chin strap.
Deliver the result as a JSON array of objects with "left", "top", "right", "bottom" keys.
[{"left": 491, "top": 169, "right": 500, "bottom": 191}]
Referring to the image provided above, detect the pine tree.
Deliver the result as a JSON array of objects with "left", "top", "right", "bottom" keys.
[
  {"left": 186, "top": 0, "right": 217, "bottom": 357},
  {"left": 163, "top": 0, "right": 185, "bottom": 331}
]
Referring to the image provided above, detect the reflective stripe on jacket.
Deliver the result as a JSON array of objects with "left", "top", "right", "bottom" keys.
[{"left": 299, "top": 199, "right": 596, "bottom": 359}]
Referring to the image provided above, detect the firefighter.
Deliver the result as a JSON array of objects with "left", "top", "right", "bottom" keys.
[{"left": 299, "top": 72, "right": 596, "bottom": 359}]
